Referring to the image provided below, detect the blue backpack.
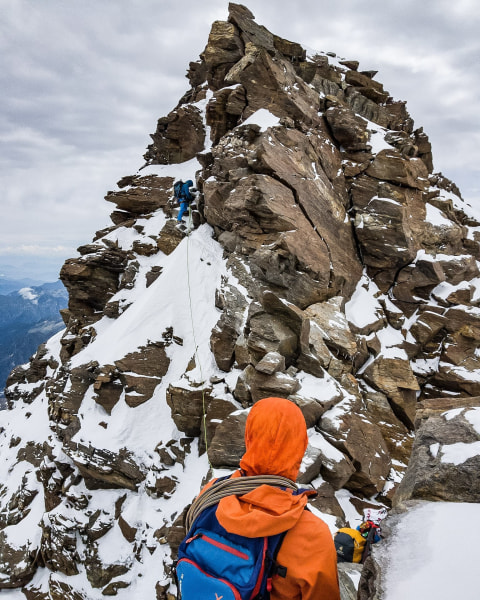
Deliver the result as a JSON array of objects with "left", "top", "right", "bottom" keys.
[
  {"left": 173, "top": 180, "right": 185, "bottom": 201},
  {"left": 175, "top": 503, "right": 287, "bottom": 600}
]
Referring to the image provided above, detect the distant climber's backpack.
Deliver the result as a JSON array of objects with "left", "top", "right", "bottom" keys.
[
  {"left": 174, "top": 180, "right": 185, "bottom": 201},
  {"left": 175, "top": 475, "right": 301, "bottom": 600},
  {"left": 334, "top": 528, "right": 367, "bottom": 563},
  {"left": 334, "top": 520, "right": 381, "bottom": 564}
]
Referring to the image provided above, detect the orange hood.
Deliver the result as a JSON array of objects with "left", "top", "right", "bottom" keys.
[
  {"left": 217, "top": 397, "right": 309, "bottom": 537},
  {"left": 240, "top": 397, "right": 308, "bottom": 480}
]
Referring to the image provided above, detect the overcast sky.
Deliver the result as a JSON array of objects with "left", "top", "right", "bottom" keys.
[{"left": 2, "top": 0, "right": 479, "bottom": 280}]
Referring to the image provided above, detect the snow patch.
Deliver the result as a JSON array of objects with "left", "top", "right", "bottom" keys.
[
  {"left": 382, "top": 502, "right": 480, "bottom": 600},
  {"left": 241, "top": 108, "right": 281, "bottom": 130}
]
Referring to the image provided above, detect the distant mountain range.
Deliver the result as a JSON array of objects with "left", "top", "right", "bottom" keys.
[
  {"left": 0, "top": 275, "right": 45, "bottom": 295},
  {"left": 0, "top": 279, "right": 68, "bottom": 403}
]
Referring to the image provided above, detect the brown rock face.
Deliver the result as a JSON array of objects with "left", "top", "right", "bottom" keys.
[
  {"left": 166, "top": 383, "right": 214, "bottom": 437},
  {"left": 105, "top": 174, "right": 173, "bottom": 215},
  {"left": 144, "top": 105, "right": 206, "bottom": 164},
  {"left": 65, "top": 443, "right": 145, "bottom": 491},
  {"left": 204, "top": 122, "right": 363, "bottom": 307},
  {"left": 394, "top": 398, "right": 480, "bottom": 504},
  {"left": 60, "top": 247, "right": 128, "bottom": 327},
  {"left": 364, "top": 358, "right": 420, "bottom": 428},
  {"left": 325, "top": 104, "right": 370, "bottom": 152},
  {"left": 321, "top": 410, "right": 391, "bottom": 496}
]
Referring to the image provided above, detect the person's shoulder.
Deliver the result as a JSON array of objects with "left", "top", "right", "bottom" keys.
[
  {"left": 293, "top": 507, "right": 333, "bottom": 537},
  {"left": 279, "top": 508, "right": 337, "bottom": 566}
]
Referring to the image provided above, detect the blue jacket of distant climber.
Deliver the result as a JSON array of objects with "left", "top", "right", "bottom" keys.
[{"left": 177, "top": 180, "right": 194, "bottom": 222}]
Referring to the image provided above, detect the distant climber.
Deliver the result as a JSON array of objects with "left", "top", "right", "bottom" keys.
[
  {"left": 173, "top": 179, "right": 195, "bottom": 224},
  {"left": 175, "top": 397, "right": 341, "bottom": 600},
  {"left": 334, "top": 507, "right": 387, "bottom": 564}
]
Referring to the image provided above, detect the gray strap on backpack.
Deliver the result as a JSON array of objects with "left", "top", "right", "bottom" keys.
[{"left": 185, "top": 474, "right": 298, "bottom": 531}]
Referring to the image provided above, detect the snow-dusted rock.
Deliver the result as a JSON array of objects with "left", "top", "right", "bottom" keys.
[{"left": 394, "top": 398, "right": 480, "bottom": 505}]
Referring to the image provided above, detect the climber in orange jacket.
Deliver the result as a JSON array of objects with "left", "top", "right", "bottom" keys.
[{"left": 205, "top": 396, "right": 341, "bottom": 600}]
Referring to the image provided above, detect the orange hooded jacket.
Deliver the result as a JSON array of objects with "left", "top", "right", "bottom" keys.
[{"left": 204, "top": 397, "right": 340, "bottom": 600}]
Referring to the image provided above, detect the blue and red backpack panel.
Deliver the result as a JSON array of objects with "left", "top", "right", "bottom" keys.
[{"left": 176, "top": 503, "right": 286, "bottom": 600}]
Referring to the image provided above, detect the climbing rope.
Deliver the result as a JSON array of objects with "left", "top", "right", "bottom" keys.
[
  {"left": 184, "top": 200, "right": 211, "bottom": 465},
  {"left": 185, "top": 475, "right": 298, "bottom": 530}
]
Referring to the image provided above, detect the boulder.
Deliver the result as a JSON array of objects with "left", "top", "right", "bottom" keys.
[
  {"left": 437, "top": 255, "right": 479, "bottom": 285},
  {"left": 60, "top": 248, "right": 128, "bottom": 326},
  {"left": 202, "top": 19, "right": 244, "bottom": 89},
  {"left": 393, "top": 257, "right": 446, "bottom": 311},
  {"left": 224, "top": 43, "right": 320, "bottom": 125},
  {"left": 337, "top": 563, "right": 364, "bottom": 600},
  {"left": 324, "top": 103, "right": 370, "bottom": 152},
  {"left": 354, "top": 196, "right": 418, "bottom": 271},
  {"left": 421, "top": 213, "right": 467, "bottom": 257},
  {"left": 144, "top": 105, "right": 205, "bottom": 164},
  {"left": 430, "top": 362, "right": 480, "bottom": 396},
  {"left": 251, "top": 126, "right": 362, "bottom": 301},
  {"left": 363, "top": 357, "right": 420, "bottom": 428},
  {"left": 40, "top": 512, "right": 80, "bottom": 576},
  {"left": 394, "top": 398, "right": 480, "bottom": 505},
  {"left": 208, "top": 409, "right": 248, "bottom": 468},
  {"left": 299, "top": 429, "right": 355, "bottom": 490},
  {"left": 105, "top": 175, "right": 173, "bottom": 215},
  {"left": 234, "top": 364, "right": 300, "bottom": 405},
  {"left": 92, "top": 365, "right": 123, "bottom": 414},
  {"left": 156, "top": 219, "right": 188, "bottom": 256},
  {"left": 0, "top": 529, "right": 40, "bottom": 589},
  {"left": 309, "top": 479, "right": 346, "bottom": 526},
  {"left": 65, "top": 443, "right": 145, "bottom": 491},
  {"left": 210, "top": 284, "right": 247, "bottom": 371},
  {"left": 366, "top": 149, "right": 429, "bottom": 190},
  {"left": 47, "top": 362, "right": 98, "bottom": 442},
  {"left": 254, "top": 351, "right": 286, "bottom": 375},
  {"left": 321, "top": 407, "right": 391, "bottom": 495},
  {"left": 228, "top": 4, "right": 275, "bottom": 52},
  {"left": 200, "top": 397, "right": 240, "bottom": 454},
  {"left": 345, "top": 69, "right": 389, "bottom": 103},
  {"left": 304, "top": 297, "right": 358, "bottom": 359},
  {"left": 409, "top": 308, "right": 446, "bottom": 346},
  {"left": 297, "top": 319, "right": 334, "bottom": 377},
  {"left": 84, "top": 536, "right": 130, "bottom": 589},
  {"left": 247, "top": 312, "right": 298, "bottom": 364},
  {"left": 166, "top": 383, "right": 214, "bottom": 437}
]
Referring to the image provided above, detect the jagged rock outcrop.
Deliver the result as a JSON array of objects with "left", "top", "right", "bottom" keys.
[
  {"left": 2, "top": 4, "right": 480, "bottom": 599},
  {"left": 393, "top": 397, "right": 480, "bottom": 504}
]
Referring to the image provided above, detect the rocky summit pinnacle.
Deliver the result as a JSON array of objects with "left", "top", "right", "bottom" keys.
[{"left": 1, "top": 4, "right": 480, "bottom": 599}]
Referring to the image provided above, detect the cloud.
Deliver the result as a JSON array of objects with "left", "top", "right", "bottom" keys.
[{"left": 0, "top": 245, "right": 72, "bottom": 256}]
